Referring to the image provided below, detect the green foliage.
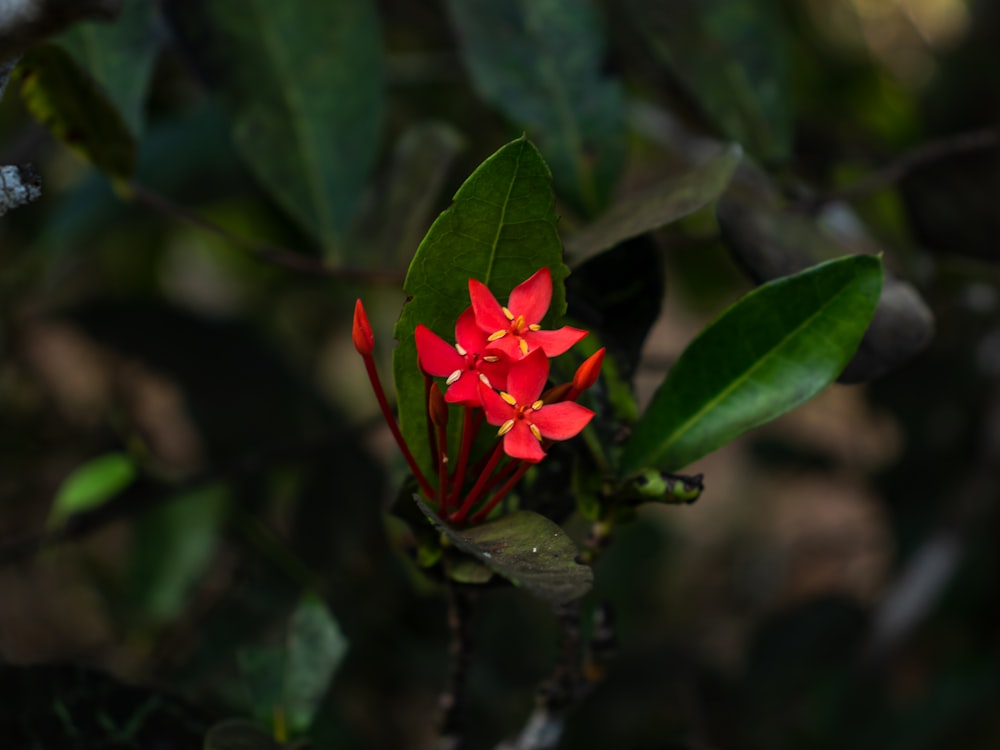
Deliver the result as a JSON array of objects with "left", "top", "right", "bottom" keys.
[
  {"left": 48, "top": 452, "right": 136, "bottom": 528},
  {"left": 167, "top": 0, "right": 384, "bottom": 255},
  {"left": 56, "top": 0, "right": 160, "bottom": 136},
  {"left": 16, "top": 44, "right": 136, "bottom": 178},
  {"left": 393, "top": 136, "right": 567, "bottom": 478},
  {"left": 447, "top": 0, "right": 626, "bottom": 217},
  {"left": 621, "top": 255, "right": 884, "bottom": 474}
]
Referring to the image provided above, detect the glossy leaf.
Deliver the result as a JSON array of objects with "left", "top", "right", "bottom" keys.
[
  {"left": 284, "top": 596, "right": 348, "bottom": 733},
  {"left": 48, "top": 452, "right": 136, "bottom": 528},
  {"left": 620, "top": 255, "right": 883, "bottom": 475},
  {"left": 16, "top": 44, "right": 136, "bottom": 178},
  {"left": 56, "top": 0, "right": 160, "bottom": 136},
  {"left": 415, "top": 498, "right": 593, "bottom": 606},
  {"left": 393, "top": 137, "right": 567, "bottom": 478},
  {"left": 166, "top": 0, "right": 384, "bottom": 254},
  {"left": 625, "top": 0, "right": 791, "bottom": 162},
  {"left": 447, "top": 0, "right": 625, "bottom": 217},
  {"left": 565, "top": 144, "right": 742, "bottom": 265}
]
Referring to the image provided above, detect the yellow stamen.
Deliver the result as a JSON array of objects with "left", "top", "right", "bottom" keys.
[
  {"left": 483, "top": 355, "right": 500, "bottom": 363},
  {"left": 500, "top": 391, "right": 517, "bottom": 406},
  {"left": 519, "top": 339, "right": 529, "bottom": 355},
  {"left": 531, "top": 400, "right": 543, "bottom": 410},
  {"left": 479, "top": 373, "right": 492, "bottom": 388},
  {"left": 488, "top": 330, "right": 507, "bottom": 342},
  {"left": 528, "top": 324, "right": 541, "bottom": 331},
  {"left": 502, "top": 306, "right": 515, "bottom": 320},
  {"left": 446, "top": 370, "right": 462, "bottom": 385},
  {"left": 514, "top": 315, "right": 525, "bottom": 329},
  {"left": 529, "top": 423, "right": 543, "bottom": 442},
  {"left": 455, "top": 343, "right": 467, "bottom": 356},
  {"left": 498, "top": 419, "right": 515, "bottom": 436}
]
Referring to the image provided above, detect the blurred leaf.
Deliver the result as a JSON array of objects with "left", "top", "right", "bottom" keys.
[
  {"left": 127, "top": 484, "right": 228, "bottom": 625},
  {"left": 620, "top": 255, "right": 883, "bottom": 475},
  {"left": 718, "top": 178, "right": 935, "bottom": 382},
  {"left": 447, "top": 0, "right": 625, "bottom": 217},
  {"left": 49, "top": 452, "right": 136, "bottom": 528},
  {"left": 204, "top": 719, "right": 281, "bottom": 750},
  {"left": 625, "top": 0, "right": 791, "bottom": 162},
  {"left": 284, "top": 596, "right": 348, "bottom": 733},
  {"left": 415, "top": 498, "right": 593, "bottom": 605},
  {"left": 393, "top": 136, "right": 567, "bottom": 479},
  {"left": 166, "top": 0, "right": 384, "bottom": 254},
  {"left": 565, "top": 144, "right": 742, "bottom": 265},
  {"left": 15, "top": 44, "right": 136, "bottom": 178},
  {"left": 56, "top": 0, "right": 160, "bottom": 136}
]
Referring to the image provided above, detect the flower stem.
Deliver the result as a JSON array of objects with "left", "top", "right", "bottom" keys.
[
  {"left": 448, "top": 407, "right": 478, "bottom": 509},
  {"left": 470, "top": 461, "right": 531, "bottom": 524},
  {"left": 361, "top": 354, "right": 436, "bottom": 500},
  {"left": 450, "top": 442, "right": 504, "bottom": 525}
]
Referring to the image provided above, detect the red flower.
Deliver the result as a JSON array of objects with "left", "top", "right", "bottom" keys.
[
  {"left": 478, "top": 349, "right": 594, "bottom": 463},
  {"left": 416, "top": 308, "right": 509, "bottom": 406},
  {"left": 469, "top": 268, "right": 587, "bottom": 360}
]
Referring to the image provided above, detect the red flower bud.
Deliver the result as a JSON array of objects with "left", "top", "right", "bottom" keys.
[
  {"left": 573, "top": 347, "right": 605, "bottom": 393},
  {"left": 352, "top": 299, "right": 375, "bottom": 355}
]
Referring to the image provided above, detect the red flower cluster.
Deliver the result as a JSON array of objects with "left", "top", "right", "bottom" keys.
[{"left": 355, "top": 268, "right": 604, "bottom": 525}]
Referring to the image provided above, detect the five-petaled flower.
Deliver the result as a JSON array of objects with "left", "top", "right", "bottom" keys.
[
  {"left": 469, "top": 267, "right": 587, "bottom": 360},
  {"left": 416, "top": 308, "right": 508, "bottom": 406},
  {"left": 479, "top": 349, "right": 594, "bottom": 463}
]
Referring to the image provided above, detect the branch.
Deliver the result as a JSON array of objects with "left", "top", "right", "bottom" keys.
[
  {"left": 0, "top": 0, "right": 121, "bottom": 58},
  {"left": 436, "top": 583, "right": 475, "bottom": 750},
  {"left": 128, "top": 182, "right": 404, "bottom": 285}
]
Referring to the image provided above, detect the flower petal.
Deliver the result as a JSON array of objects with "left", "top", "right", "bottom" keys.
[
  {"left": 454, "top": 307, "right": 488, "bottom": 353},
  {"left": 525, "top": 326, "right": 588, "bottom": 357},
  {"left": 503, "top": 423, "right": 547, "bottom": 463},
  {"left": 479, "top": 381, "right": 515, "bottom": 426},
  {"left": 416, "top": 325, "right": 465, "bottom": 377},
  {"left": 505, "top": 348, "right": 549, "bottom": 405},
  {"left": 445, "top": 372, "right": 483, "bottom": 406},
  {"left": 508, "top": 267, "right": 552, "bottom": 324},
  {"left": 530, "top": 402, "right": 594, "bottom": 441},
  {"left": 469, "top": 278, "right": 509, "bottom": 332}
]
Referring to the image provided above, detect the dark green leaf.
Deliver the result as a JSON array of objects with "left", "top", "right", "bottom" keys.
[
  {"left": 16, "top": 44, "right": 136, "bottom": 178},
  {"left": 166, "top": 0, "right": 384, "bottom": 254},
  {"left": 56, "top": 0, "right": 160, "bottom": 136},
  {"left": 620, "top": 255, "right": 883, "bottom": 475},
  {"left": 48, "top": 452, "right": 136, "bottom": 528},
  {"left": 393, "top": 137, "right": 567, "bottom": 479},
  {"left": 285, "top": 596, "right": 348, "bottom": 733},
  {"left": 447, "top": 0, "right": 625, "bottom": 216},
  {"left": 625, "top": 0, "right": 791, "bottom": 162},
  {"left": 415, "top": 497, "right": 593, "bottom": 606},
  {"left": 565, "top": 144, "right": 742, "bottom": 265}
]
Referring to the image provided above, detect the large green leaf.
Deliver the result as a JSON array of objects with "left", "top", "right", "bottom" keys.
[
  {"left": 415, "top": 498, "right": 592, "bottom": 606},
  {"left": 620, "top": 255, "right": 883, "bottom": 475},
  {"left": 565, "top": 144, "right": 742, "bottom": 265},
  {"left": 284, "top": 596, "right": 347, "bottom": 733},
  {"left": 625, "top": 0, "right": 791, "bottom": 162},
  {"left": 56, "top": 0, "right": 160, "bottom": 136},
  {"left": 166, "top": 0, "right": 384, "bottom": 255},
  {"left": 447, "top": 0, "right": 625, "bottom": 217},
  {"left": 15, "top": 44, "right": 136, "bottom": 178},
  {"left": 393, "top": 137, "right": 567, "bottom": 479}
]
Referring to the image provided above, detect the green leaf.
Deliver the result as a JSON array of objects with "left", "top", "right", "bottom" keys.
[
  {"left": 16, "top": 44, "right": 136, "bottom": 178},
  {"left": 49, "top": 452, "right": 136, "bottom": 528},
  {"left": 620, "top": 255, "right": 883, "bottom": 475},
  {"left": 204, "top": 719, "right": 281, "bottom": 750},
  {"left": 284, "top": 596, "right": 348, "bottom": 733},
  {"left": 447, "top": 0, "right": 625, "bottom": 217},
  {"left": 565, "top": 144, "right": 742, "bottom": 265},
  {"left": 393, "top": 136, "right": 567, "bottom": 479},
  {"left": 415, "top": 498, "right": 592, "bottom": 606},
  {"left": 127, "top": 485, "right": 228, "bottom": 625},
  {"left": 625, "top": 0, "right": 791, "bottom": 162},
  {"left": 56, "top": 0, "right": 160, "bottom": 136},
  {"left": 167, "top": 0, "right": 384, "bottom": 254}
]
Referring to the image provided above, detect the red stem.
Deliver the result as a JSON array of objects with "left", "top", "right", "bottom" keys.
[
  {"left": 436, "top": 416, "right": 449, "bottom": 516},
  {"left": 450, "top": 443, "right": 504, "bottom": 525},
  {"left": 361, "top": 354, "right": 436, "bottom": 500},
  {"left": 448, "top": 407, "right": 479, "bottom": 509},
  {"left": 470, "top": 462, "right": 531, "bottom": 524}
]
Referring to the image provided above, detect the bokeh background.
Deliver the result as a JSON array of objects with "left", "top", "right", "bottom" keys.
[{"left": 2, "top": 0, "right": 1000, "bottom": 748}]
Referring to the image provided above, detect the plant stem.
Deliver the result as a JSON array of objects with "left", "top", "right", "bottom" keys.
[
  {"left": 450, "top": 443, "right": 504, "bottom": 524},
  {"left": 470, "top": 461, "right": 530, "bottom": 524}
]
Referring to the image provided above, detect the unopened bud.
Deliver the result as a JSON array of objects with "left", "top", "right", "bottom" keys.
[
  {"left": 573, "top": 348, "right": 605, "bottom": 392},
  {"left": 429, "top": 383, "right": 449, "bottom": 427},
  {"left": 352, "top": 299, "right": 375, "bottom": 355}
]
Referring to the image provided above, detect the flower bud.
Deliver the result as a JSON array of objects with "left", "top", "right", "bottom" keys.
[
  {"left": 573, "top": 348, "right": 605, "bottom": 392},
  {"left": 352, "top": 299, "right": 375, "bottom": 355}
]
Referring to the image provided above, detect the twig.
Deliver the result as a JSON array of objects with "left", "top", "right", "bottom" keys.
[
  {"left": 127, "top": 182, "right": 405, "bottom": 285},
  {"left": 437, "top": 582, "right": 475, "bottom": 750},
  {"left": 811, "top": 127, "right": 1000, "bottom": 208}
]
